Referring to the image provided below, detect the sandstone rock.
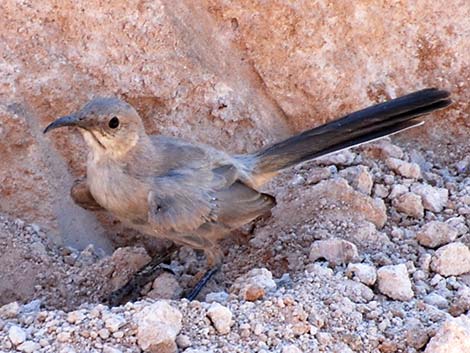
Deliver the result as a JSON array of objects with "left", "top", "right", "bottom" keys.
[
  {"left": 134, "top": 301, "right": 182, "bottom": 353},
  {"left": 315, "top": 150, "right": 356, "bottom": 166},
  {"left": 425, "top": 315, "right": 470, "bottom": 353},
  {"left": 377, "top": 264, "right": 414, "bottom": 301},
  {"left": 393, "top": 192, "right": 424, "bottom": 218},
  {"left": 346, "top": 263, "right": 377, "bottom": 286},
  {"left": 0, "top": 301, "right": 20, "bottom": 319},
  {"left": 339, "top": 165, "right": 373, "bottom": 194},
  {"left": 361, "top": 139, "right": 404, "bottom": 160},
  {"left": 430, "top": 243, "right": 470, "bottom": 276},
  {"left": 416, "top": 221, "right": 458, "bottom": 248},
  {"left": 386, "top": 158, "right": 421, "bottom": 179},
  {"left": 8, "top": 325, "right": 26, "bottom": 345},
  {"left": 231, "top": 268, "right": 277, "bottom": 301},
  {"left": 309, "top": 239, "right": 359, "bottom": 266},
  {"left": 17, "top": 341, "right": 41, "bottom": 353},
  {"left": 147, "top": 272, "right": 183, "bottom": 300},
  {"left": 206, "top": 303, "right": 233, "bottom": 335},
  {"left": 411, "top": 184, "right": 449, "bottom": 213}
]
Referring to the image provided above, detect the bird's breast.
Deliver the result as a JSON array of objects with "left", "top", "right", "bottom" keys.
[{"left": 86, "top": 159, "right": 150, "bottom": 223}]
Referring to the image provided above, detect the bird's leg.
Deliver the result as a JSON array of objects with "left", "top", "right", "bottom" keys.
[
  {"left": 184, "top": 247, "right": 223, "bottom": 301},
  {"left": 106, "top": 244, "right": 179, "bottom": 306}
]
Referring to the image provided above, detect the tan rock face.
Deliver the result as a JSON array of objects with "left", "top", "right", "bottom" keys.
[{"left": 0, "top": 0, "right": 466, "bottom": 250}]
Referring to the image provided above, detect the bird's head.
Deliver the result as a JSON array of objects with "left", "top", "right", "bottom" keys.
[{"left": 44, "top": 97, "right": 147, "bottom": 159}]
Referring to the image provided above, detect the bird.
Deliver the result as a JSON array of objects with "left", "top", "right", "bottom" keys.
[{"left": 44, "top": 88, "right": 451, "bottom": 304}]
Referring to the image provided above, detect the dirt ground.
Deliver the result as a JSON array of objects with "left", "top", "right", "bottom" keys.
[{"left": 1, "top": 138, "right": 470, "bottom": 352}]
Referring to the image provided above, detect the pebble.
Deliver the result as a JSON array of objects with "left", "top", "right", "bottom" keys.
[
  {"left": 0, "top": 302, "right": 20, "bottom": 319},
  {"left": 411, "top": 183, "right": 449, "bottom": 213},
  {"left": 386, "top": 158, "right": 421, "bottom": 179},
  {"left": 206, "top": 303, "right": 232, "bottom": 334},
  {"left": 377, "top": 264, "right": 414, "bottom": 301},
  {"left": 346, "top": 263, "right": 377, "bottom": 286},
  {"left": 134, "top": 301, "right": 182, "bottom": 353},
  {"left": 231, "top": 268, "right": 277, "bottom": 301},
  {"left": 147, "top": 272, "right": 183, "bottom": 300},
  {"left": 416, "top": 221, "right": 458, "bottom": 248},
  {"left": 282, "top": 345, "right": 303, "bottom": 353},
  {"left": 205, "top": 291, "right": 229, "bottom": 304},
  {"left": 430, "top": 243, "right": 470, "bottom": 276},
  {"left": 17, "top": 341, "right": 41, "bottom": 353},
  {"left": 8, "top": 325, "right": 26, "bottom": 345},
  {"left": 103, "top": 313, "right": 126, "bottom": 333},
  {"left": 393, "top": 192, "right": 424, "bottom": 218},
  {"left": 309, "top": 238, "right": 359, "bottom": 266},
  {"left": 424, "top": 315, "right": 470, "bottom": 353},
  {"left": 339, "top": 165, "right": 373, "bottom": 194}
]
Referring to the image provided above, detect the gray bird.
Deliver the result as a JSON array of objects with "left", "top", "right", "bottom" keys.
[{"left": 44, "top": 88, "right": 451, "bottom": 303}]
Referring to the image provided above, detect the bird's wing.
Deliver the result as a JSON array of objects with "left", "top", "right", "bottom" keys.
[{"left": 148, "top": 164, "right": 275, "bottom": 235}]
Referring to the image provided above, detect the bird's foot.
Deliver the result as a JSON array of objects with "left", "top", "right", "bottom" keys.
[
  {"left": 184, "top": 266, "right": 220, "bottom": 301},
  {"left": 105, "top": 244, "right": 178, "bottom": 307}
]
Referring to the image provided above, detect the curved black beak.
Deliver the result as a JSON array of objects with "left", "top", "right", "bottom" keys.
[{"left": 43, "top": 115, "right": 79, "bottom": 134}]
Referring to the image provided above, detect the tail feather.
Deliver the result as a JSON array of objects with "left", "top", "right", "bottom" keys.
[{"left": 252, "top": 88, "right": 451, "bottom": 175}]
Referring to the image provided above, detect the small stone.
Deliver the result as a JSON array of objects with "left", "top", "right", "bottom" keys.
[
  {"left": 431, "top": 243, "right": 470, "bottom": 276},
  {"left": 67, "top": 310, "right": 85, "bottom": 324},
  {"left": 316, "top": 150, "right": 356, "bottom": 166},
  {"left": 388, "top": 184, "right": 408, "bottom": 199},
  {"left": 309, "top": 238, "right": 359, "bottom": 266},
  {"left": 0, "top": 302, "right": 20, "bottom": 319},
  {"left": 346, "top": 263, "right": 377, "bottom": 286},
  {"left": 205, "top": 291, "right": 229, "bottom": 303},
  {"left": 103, "top": 313, "right": 126, "bottom": 333},
  {"left": 405, "top": 319, "right": 429, "bottom": 350},
  {"left": 449, "top": 287, "right": 470, "bottom": 316},
  {"left": 393, "top": 192, "right": 424, "bottom": 218},
  {"left": 306, "top": 167, "right": 331, "bottom": 184},
  {"left": 417, "top": 221, "right": 458, "bottom": 248},
  {"left": 386, "top": 158, "right": 421, "bottom": 179},
  {"left": 373, "top": 184, "right": 389, "bottom": 198},
  {"left": 17, "top": 341, "right": 41, "bottom": 353},
  {"left": 231, "top": 268, "right": 277, "bottom": 301},
  {"left": 134, "top": 301, "right": 182, "bottom": 353},
  {"left": 411, "top": 184, "right": 448, "bottom": 213},
  {"left": 339, "top": 165, "right": 373, "bottom": 194},
  {"left": 424, "top": 293, "right": 448, "bottom": 309},
  {"left": 377, "top": 264, "right": 414, "bottom": 301},
  {"left": 8, "top": 325, "right": 26, "bottom": 345},
  {"left": 147, "top": 272, "right": 183, "bottom": 300},
  {"left": 103, "top": 345, "right": 123, "bottom": 353},
  {"left": 425, "top": 315, "right": 470, "bottom": 353},
  {"left": 206, "top": 303, "right": 232, "bottom": 334},
  {"left": 98, "top": 328, "right": 110, "bottom": 339},
  {"left": 56, "top": 332, "right": 70, "bottom": 343},
  {"left": 282, "top": 344, "right": 303, "bottom": 353},
  {"left": 361, "top": 139, "right": 404, "bottom": 159},
  {"left": 175, "top": 334, "right": 191, "bottom": 349}
]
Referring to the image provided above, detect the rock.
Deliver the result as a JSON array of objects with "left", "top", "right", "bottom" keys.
[
  {"left": 282, "top": 345, "right": 303, "bottom": 353},
  {"left": 449, "top": 287, "right": 470, "bottom": 316},
  {"left": 405, "top": 319, "right": 429, "bottom": 350},
  {"left": 377, "top": 264, "right": 414, "bottom": 301},
  {"left": 388, "top": 184, "right": 408, "bottom": 199},
  {"left": 103, "top": 346, "right": 123, "bottom": 353},
  {"left": 411, "top": 184, "right": 449, "bottom": 213},
  {"left": 175, "top": 334, "right": 192, "bottom": 349},
  {"left": 386, "top": 158, "right": 421, "bottom": 179},
  {"left": 8, "top": 325, "right": 26, "bottom": 345},
  {"left": 346, "top": 263, "right": 377, "bottom": 286},
  {"left": 361, "top": 139, "right": 404, "bottom": 160},
  {"left": 17, "top": 341, "right": 41, "bottom": 353},
  {"left": 0, "top": 301, "right": 20, "bottom": 319},
  {"left": 373, "top": 184, "right": 389, "bottom": 198},
  {"left": 309, "top": 239, "right": 359, "bottom": 266},
  {"left": 306, "top": 167, "right": 332, "bottom": 185},
  {"left": 205, "top": 291, "right": 229, "bottom": 304},
  {"left": 147, "top": 272, "right": 183, "bottom": 300},
  {"left": 231, "top": 268, "right": 277, "bottom": 301},
  {"left": 206, "top": 303, "right": 233, "bottom": 334},
  {"left": 67, "top": 310, "right": 86, "bottom": 324},
  {"left": 103, "top": 312, "right": 126, "bottom": 333},
  {"left": 109, "top": 246, "right": 152, "bottom": 290},
  {"left": 416, "top": 221, "right": 458, "bottom": 248},
  {"left": 424, "top": 293, "right": 449, "bottom": 309},
  {"left": 430, "top": 243, "right": 470, "bottom": 276},
  {"left": 425, "top": 315, "right": 470, "bottom": 353},
  {"left": 316, "top": 150, "right": 356, "bottom": 166},
  {"left": 134, "top": 301, "right": 182, "bottom": 353},
  {"left": 393, "top": 192, "right": 424, "bottom": 218},
  {"left": 339, "top": 165, "right": 373, "bottom": 194}
]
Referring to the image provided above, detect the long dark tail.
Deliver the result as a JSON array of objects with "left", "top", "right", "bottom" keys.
[{"left": 252, "top": 88, "right": 451, "bottom": 175}]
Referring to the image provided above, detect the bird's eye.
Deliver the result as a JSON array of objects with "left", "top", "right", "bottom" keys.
[{"left": 108, "top": 116, "right": 120, "bottom": 129}]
